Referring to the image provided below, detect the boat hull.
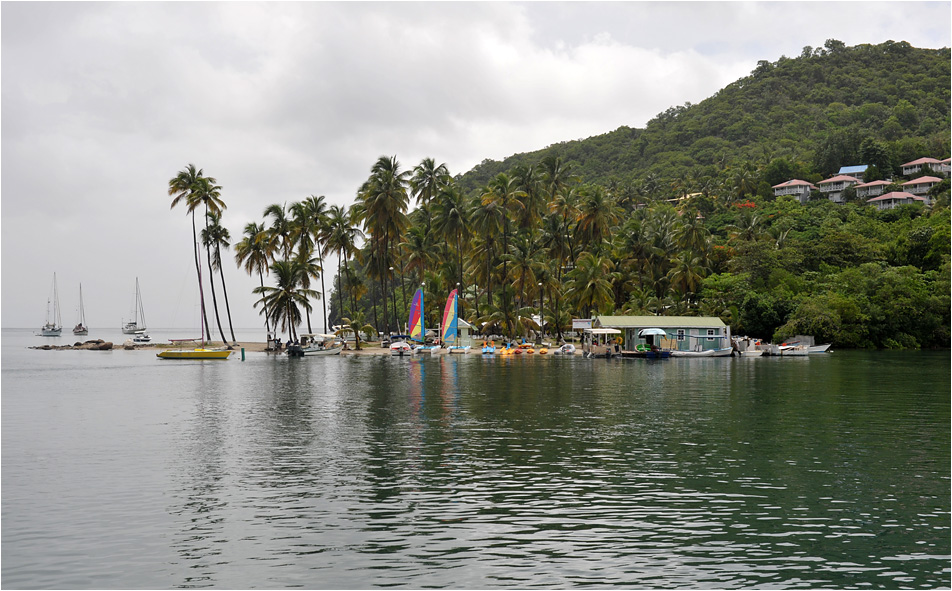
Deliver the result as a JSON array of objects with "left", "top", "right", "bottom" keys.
[
  {"left": 809, "top": 344, "right": 831, "bottom": 353},
  {"left": 670, "top": 349, "right": 716, "bottom": 357},
  {"left": 157, "top": 348, "right": 231, "bottom": 360},
  {"left": 448, "top": 346, "right": 470, "bottom": 354},
  {"left": 38, "top": 326, "right": 62, "bottom": 337},
  {"left": 740, "top": 350, "right": 764, "bottom": 357}
]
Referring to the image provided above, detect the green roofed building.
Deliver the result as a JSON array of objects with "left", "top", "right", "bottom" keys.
[{"left": 593, "top": 315, "right": 731, "bottom": 353}]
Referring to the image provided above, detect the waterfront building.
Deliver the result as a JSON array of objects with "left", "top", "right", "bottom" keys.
[{"left": 592, "top": 315, "right": 731, "bottom": 353}]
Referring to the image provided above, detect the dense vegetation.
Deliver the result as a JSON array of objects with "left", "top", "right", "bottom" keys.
[{"left": 169, "top": 40, "right": 950, "bottom": 350}]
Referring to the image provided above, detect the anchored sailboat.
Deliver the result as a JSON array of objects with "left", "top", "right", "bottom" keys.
[
  {"left": 73, "top": 283, "right": 88, "bottom": 336},
  {"left": 157, "top": 247, "right": 230, "bottom": 360},
  {"left": 38, "top": 273, "right": 62, "bottom": 336},
  {"left": 122, "top": 278, "right": 148, "bottom": 334}
]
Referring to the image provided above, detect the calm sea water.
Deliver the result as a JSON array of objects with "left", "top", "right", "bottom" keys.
[{"left": 2, "top": 328, "right": 949, "bottom": 589}]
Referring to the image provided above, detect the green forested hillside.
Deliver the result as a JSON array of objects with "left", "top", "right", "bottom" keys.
[
  {"left": 459, "top": 40, "right": 950, "bottom": 197},
  {"left": 227, "top": 40, "right": 949, "bottom": 350}
]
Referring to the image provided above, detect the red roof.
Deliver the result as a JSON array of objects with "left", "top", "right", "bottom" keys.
[
  {"left": 902, "top": 176, "right": 942, "bottom": 186},
  {"left": 855, "top": 180, "right": 892, "bottom": 188},
  {"left": 772, "top": 179, "right": 815, "bottom": 189},
  {"left": 902, "top": 157, "right": 941, "bottom": 167},
  {"left": 867, "top": 191, "right": 925, "bottom": 203},
  {"left": 818, "top": 175, "right": 861, "bottom": 185}
]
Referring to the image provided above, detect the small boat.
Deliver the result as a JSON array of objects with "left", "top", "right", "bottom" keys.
[
  {"left": 710, "top": 347, "right": 734, "bottom": 357},
  {"left": 517, "top": 343, "right": 535, "bottom": 354},
  {"left": 38, "top": 273, "right": 63, "bottom": 336},
  {"left": 122, "top": 278, "right": 148, "bottom": 334},
  {"left": 440, "top": 288, "right": 469, "bottom": 354},
  {"left": 538, "top": 347, "right": 549, "bottom": 354},
  {"left": 157, "top": 344, "right": 231, "bottom": 360},
  {"left": 288, "top": 333, "right": 344, "bottom": 357},
  {"left": 809, "top": 344, "right": 831, "bottom": 353},
  {"left": 554, "top": 343, "right": 576, "bottom": 355},
  {"left": 448, "top": 345, "right": 470, "bottom": 354},
  {"left": 73, "top": 283, "right": 88, "bottom": 336},
  {"left": 739, "top": 350, "right": 764, "bottom": 357},
  {"left": 417, "top": 344, "right": 446, "bottom": 355},
  {"left": 390, "top": 340, "right": 413, "bottom": 356},
  {"left": 481, "top": 341, "right": 496, "bottom": 354},
  {"left": 132, "top": 331, "right": 152, "bottom": 343},
  {"left": 779, "top": 344, "right": 809, "bottom": 356},
  {"left": 670, "top": 349, "right": 716, "bottom": 357}
]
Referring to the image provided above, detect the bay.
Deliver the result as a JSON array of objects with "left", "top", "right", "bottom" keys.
[{"left": 2, "top": 329, "right": 949, "bottom": 589}]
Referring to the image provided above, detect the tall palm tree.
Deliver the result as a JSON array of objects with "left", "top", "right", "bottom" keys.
[
  {"left": 202, "top": 211, "right": 237, "bottom": 344},
  {"left": 325, "top": 204, "right": 362, "bottom": 325},
  {"left": 575, "top": 185, "right": 620, "bottom": 255},
  {"left": 253, "top": 259, "right": 316, "bottom": 342},
  {"left": 481, "top": 173, "right": 525, "bottom": 339},
  {"left": 410, "top": 157, "right": 450, "bottom": 238},
  {"left": 263, "top": 202, "right": 294, "bottom": 260},
  {"left": 234, "top": 222, "right": 274, "bottom": 336},
  {"left": 168, "top": 163, "right": 211, "bottom": 337},
  {"left": 188, "top": 176, "right": 228, "bottom": 344},
  {"left": 355, "top": 155, "right": 410, "bottom": 336},
  {"left": 302, "top": 195, "right": 331, "bottom": 332},
  {"left": 431, "top": 183, "right": 470, "bottom": 298}
]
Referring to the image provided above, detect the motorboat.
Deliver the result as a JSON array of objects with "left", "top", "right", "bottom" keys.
[
  {"left": 809, "top": 344, "right": 831, "bottom": 353},
  {"left": 157, "top": 347, "right": 232, "bottom": 360},
  {"left": 739, "top": 350, "right": 764, "bottom": 357},
  {"left": 779, "top": 344, "right": 809, "bottom": 356},
  {"left": 670, "top": 349, "right": 716, "bottom": 357},
  {"left": 554, "top": 343, "right": 576, "bottom": 355},
  {"left": 288, "top": 334, "right": 344, "bottom": 357},
  {"left": 390, "top": 341, "right": 413, "bottom": 356},
  {"left": 132, "top": 331, "right": 152, "bottom": 343}
]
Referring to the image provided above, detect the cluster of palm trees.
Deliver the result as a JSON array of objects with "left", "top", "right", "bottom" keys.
[
  {"left": 220, "top": 153, "right": 746, "bottom": 345},
  {"left": 168, "top": 164, "right": 238, "bottom": 345}
]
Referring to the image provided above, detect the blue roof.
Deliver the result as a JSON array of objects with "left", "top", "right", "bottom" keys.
[{"left": 838, "top": 165, "right": 868, "bottom": 174}]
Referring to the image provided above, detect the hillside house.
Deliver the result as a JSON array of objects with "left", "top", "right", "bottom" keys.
[
  {"left": 901, "top": 157, "right": 943, "bottom": 176},
  {"left": 818, "top": 175, "right": 861, "bottom": 203},
  {"left": 866, "top": 191, "right": 928, "bottom": 210},
  {"left": 855, "top": 179, "right": 891, "bottom": 199},
  {"left": 939, "top": 158, "right": 951, "bottom": 177},
  {"left": 772, "top": 179, "right": 816, "bottom": 203},
  {"left": 902, "top": 176, "right": 942, "bottom": 196},
  {"left": 838, "top": 165, "right": 868, "bottom": 181}
]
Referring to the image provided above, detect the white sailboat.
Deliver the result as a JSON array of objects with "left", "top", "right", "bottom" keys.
[
  {"left": 73, "top": 283, "right": 88, "bottom": 335},
  {"left": 122, "top": 278, "right": 148, "bottom": 334},
  {"left": 38, "top": 273, "right": 62, "bottom": 336}
]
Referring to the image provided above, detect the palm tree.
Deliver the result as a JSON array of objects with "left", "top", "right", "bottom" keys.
[
  {"left": 410, "top": 157, "right": 451, "bottom": 237},
  {"left": 189, "top": 176, "right": 228, "bottom": 344},
  {"left": 431, "top": 183, "right": 470, "bottom": 298},
  {"left": 291, "top": 198, "right": 328, "bottom": 334},
  {"left": 575, "top": 185, "right": 619, "bottom": 256},
  {"left": 481, "top": 173, "right": 525, "bottom": 339},
  {"left": 234, "top": 222, "right": 274, "bottom": 336},
  {"left": 355, "top": 155, "right": 410, "bottom": 336},
  {"left": 253, "top": 259, "right": 316, "bottom": 342},
  {"left": 325, "top": 204, "right": 362, "bottom": 324},
  {"left": 202, "top": 211, "right": 237, "bottom": 344},
  {"left": 302, "top": 195, "right": 331, "bottom": 332},
  {"left": 337, "top": 311, "right": 375, "bottom": 351},
  {"left": 564, "top": 251, "right": 615, "bottom": 319},
  {"left": 263, "top": 202, "right": 294, "bottom": 260},
  {"left": 168, "top": 163, "right": 211, "bottom": 337}
]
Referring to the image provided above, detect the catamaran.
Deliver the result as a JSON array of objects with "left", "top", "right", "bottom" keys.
[
  {"left": 73, "top": 283, "right": 88, "bottom": 335},
  {"left": 38, "top": 273, "right": 62, "bottom": 336},
  {"left": 442, "top": 289, "right": 469, "bottom": 354},
  {"left": 156, "top": 256, "right": 230, "bottom": 360},
  {"left": 122, "top": 278, "right": 148, "bottom": 334}
]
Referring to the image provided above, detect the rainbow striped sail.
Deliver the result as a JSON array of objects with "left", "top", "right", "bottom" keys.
[
  {"left": 409, "top": 288, "right": 424, "bottom": 342},
  {"left": 440, "top": 289, "right": 458, "bottom": 345}
]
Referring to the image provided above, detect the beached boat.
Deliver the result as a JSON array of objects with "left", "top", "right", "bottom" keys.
[
  {"left": 122, "top": 278, "right": 147, "bottom": 334},
  {"left": 72, "top": 283, "right": 88, "bottom": 336},
  {"left": 38, "top": 273, "right": 63, "bottom": 336},
  {"left": 554, "top": 343, "right": 575, "bottom": 355},
  {"left": 390, "top": 340, "right": 413, "bottom": 356},
  {"left": 481, "top": 341, "right": 496, "bottom": 354},
  {"left": 287, "top": 333, "right": 343, "bottom": 357}
]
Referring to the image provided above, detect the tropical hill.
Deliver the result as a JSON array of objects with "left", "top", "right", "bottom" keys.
[
  {"left": 458, "top": 39, "right": 950, "bottom": 198},
  {"left": 182, "top": 40, "right": 949, "bottom": 351}
]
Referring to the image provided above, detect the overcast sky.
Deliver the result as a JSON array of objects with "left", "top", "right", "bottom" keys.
[{"left": 3, "top": 1, "right": 950, "bottom": 334}]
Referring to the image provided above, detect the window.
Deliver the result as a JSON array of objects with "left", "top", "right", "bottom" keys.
[
  {"left": 707, "top": 328, "right": 716, "bottom": 341},
  {"left": 677, "top": 329, "right": 685, "bottom": 342}
]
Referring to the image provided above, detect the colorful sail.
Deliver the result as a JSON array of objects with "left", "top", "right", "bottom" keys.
[
  {"left": 409, "top": 288, "right": 424, "bottom": 342},
  {"left": 440, "top": 289, "right": 458, "bottom": 344}
]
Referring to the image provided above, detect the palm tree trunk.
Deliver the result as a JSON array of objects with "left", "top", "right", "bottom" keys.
[
  {"left": 318, "top": 242, "right": 328, "bottom": 333},
  {"left": 215, "top": 243, "right": 237, "bottom": 343},
  {"left": 202, "top": 211, "right": 227, "bottom": 344},
  {"left": 258, "top": 270, "right": 271, "bottom": 335},
  {"left": 191, "top": 212, "right": 211, "bottom": 338}
]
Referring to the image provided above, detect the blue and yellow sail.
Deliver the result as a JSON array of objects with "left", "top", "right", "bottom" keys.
[{"left": 440, "top": 289, "right": 458, "bottom": 345}]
